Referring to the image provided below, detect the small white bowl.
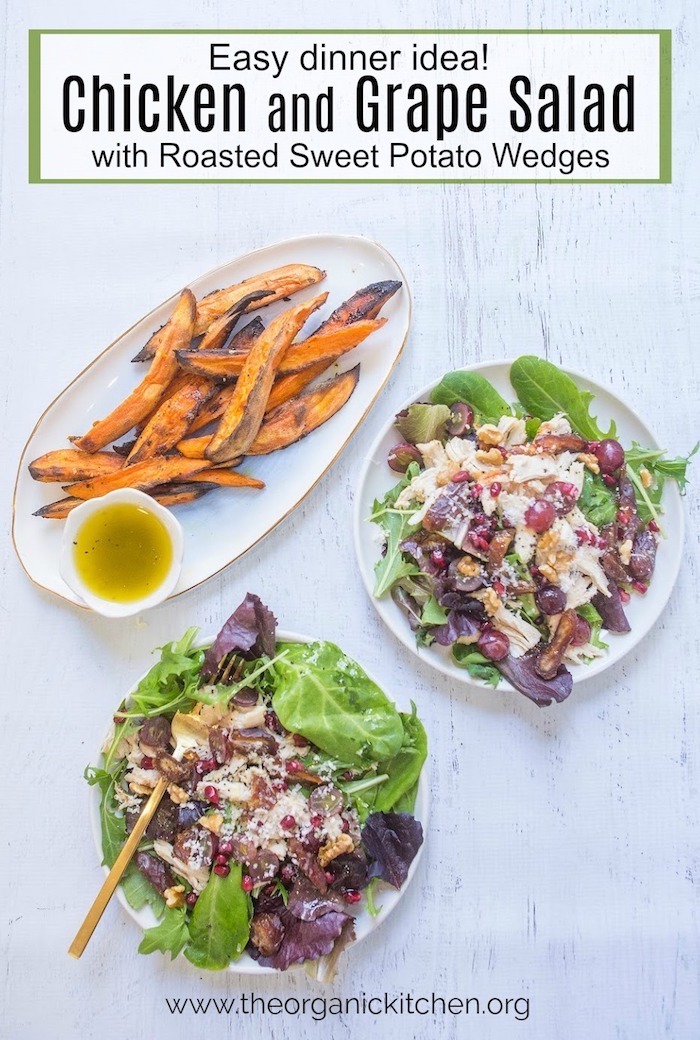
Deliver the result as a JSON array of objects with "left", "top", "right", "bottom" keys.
[{"left": 60, "top": 488, "right": 183, "bottom": 617}]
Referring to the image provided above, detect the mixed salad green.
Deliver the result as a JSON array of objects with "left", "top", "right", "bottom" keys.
[
  {"left": 88, "top": 595, "right": 426, "bottom": 974},
  {"left": 371, "top": 356, "right": 695, "bottom": 706}
]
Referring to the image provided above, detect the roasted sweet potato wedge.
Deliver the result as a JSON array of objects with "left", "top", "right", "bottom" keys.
[
  {"left": 64, "top": 455, "right": 212, "bottom": 501},
  {"left": 265, "top": 361, "right": 332, "bottom": 413},
  {"left": 29, "top": 449, "right": 124, "bottom": 483},
  {"left": 126, "top": 376, "right": 217, "bottom": 465},
  {"left": 315, "top": 280, "right": 402, "bottom": 331},
  {"left": 175, "top": 436, "right": 210, "bottom": 459},
  {"left": 193, "top": 263, "right": 325, "bottom": 337},
  {"left": 248, "top": 365, "right": 360, "bottom": 456},
  {"left": 176, "top": 318, "right": 384, "bottom": 381},
  {"left": 34, "top": 482, "right": 214, "bottom": 518},
  {"left": 205, "top": 292, "right": 328, "bottom": 464},
  {"left": 186, "top": 469, "right": 264, "bottom": 489},
  {"left": 74, "top": 289, "right": 196, "bottom": 453}
]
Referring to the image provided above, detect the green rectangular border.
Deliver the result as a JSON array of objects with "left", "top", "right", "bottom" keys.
[{"left": 28, "top": 28, "right": 672, "bottom": 185}]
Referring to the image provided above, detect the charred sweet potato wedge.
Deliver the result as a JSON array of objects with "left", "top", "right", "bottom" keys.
[
  {"left": 264, "top": 361, "right": 332, "bottom": 413},
  {"left": 205, "top": 292, "right": 328, "bottom": 464},
  {"left": 176, "top": 318, "right": 384, "bottom": 381},
  {"left": 34, "top": 481, "right": 215, "bottom": 518},
  {"left": 315, "top": 280, "right": 401, "bottom": 331},
  {"left": 126, "top": 376, "right": 217, "bottom": 465},
  {"left": 194, "top": 263, "right": 325, "bottom": 337},
  {"left": 248, "top": 365, "right": 360, "bottom": 456},
  {"left": 74, "top": 289, "right": 196, "bottom": 453},
  {"left": 64, "top": 455, "right": 212, "bottom": 501},
  {"left": 28, "top": 448, "right": 124, "bottom": 483}
]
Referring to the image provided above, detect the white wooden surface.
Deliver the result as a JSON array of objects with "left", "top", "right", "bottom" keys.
[{"left": 1, "top": 3, "right": 699, "bottom": 1039}]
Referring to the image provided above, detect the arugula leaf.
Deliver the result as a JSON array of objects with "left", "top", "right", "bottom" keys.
[
  {"left": 625, "top": 442, "right": 697, "bottom": 526},
  {"left": 395, "top": 403, "right": 451, "bottom": 443},
  {"left": 431, "top": 370, "right": 513, "bottom": 424},
  {"left": 452, "top": 645, "right": 501, "bottom": 687},
  {"left": 85, "top": 765, "right": 128, "bottom": 869},
  {"left": 139, "top": 906, "right": 189, "bottom": 959},
  {"left": 370, "top": 464, "right": 421, "bottom": 598},
  {"left": 185, "top": 863, "right": 252, "bottom": 970},
  {"left": 373, "top": 706, "right": 428, "bottom": 813},
  {"left": 510, "top": 355, "right": 616, "bottom": 441},
  {"left": 578, "top": 470, "right": 617, "bottom": 527},
  {"left": 271, "top": 641, "right": 404, "bottom": 766},
  {"left": 420, "top": 596, "right": 448, "bottom": 626},
  {"left": 128, "top": 628, "right": 204, "bottom": 719}
]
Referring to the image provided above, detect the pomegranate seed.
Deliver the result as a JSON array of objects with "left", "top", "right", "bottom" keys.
[
  {"left": 272, "top": 779, "right": 288, "bottom": 792},
  {"left": 602, "top": 474, "right": 617, "bottom": 487},
  {"left": 497, "top": 446, "right": 508, "bottom": 458},
  {"left": 241, "top": 874, "right": 254, "bottom": 892},
  {"left": 141, "top": 756, "right": 154, "bottom": 770},
  {"left": 617, "top": 508, "right": 630, "bottom": 524},
  {"left": 596, "top": 537, "right": 607, "bottom": 549},
  {"left": 341, "top": 819, "right": 350, "bottom": 833},
  {"left": 489, "top": 482, "right": 502, "bottom": 497},
  {"left": 452, "top": 469, "right": 471, "bottom": 482},
  {"left": 218, "top": 840, "right": 233, "bottom": 857},
  {"left": 492, "top": 580, "right": 505, "bottom": 597},
  {"left": 587, "top": 441, "right": 600, "bottom": 452},
  {"left": 648, "top": 519, "right": 660, "bottom": 533},
  {"left": 286, "top": 759, "right": 302, "bottom": 774},
  {"left": 310, "top": 814, "right": 324, "bottom": 828},
  {"left": 530, "top": 565, "right": 541, "bottom": 577},
  {"left": 280, "top": 814, "right": 296, "bottom": 830},
  {"left": 291, "top": 733, "right": 308, "bottom": 747},
  {"left": 203, "top": 785, "right": 219, "bottom": 806},
  {"left": 430, "top": 548, "right": 447, "bottom": 569},
  {"left": 618, "top": 588, "right": 631, "bottom": 603},
  {"left": 196, "top": 757, "right": 216, "bottom": 776},
  {"left": 214, "top": 853, "right": 229, "bottom": 866},
  {"left": 575, "top": 528, "right": 592, "bottom": 547},
  {"left": 185, "top": 892, "right": 198, "bottom": 907},
  {"left": 325, "top": 871, "right": 335, "bottom": 885},
  {"left": 113, "top": 714, "right": 126, "bottom": 726},
  {"left": 473, "top": 483, "right": 484, "bottom": 495},
  {"left": 632, "top": 580, "right": 648, "bottom": 595},
  {"left": 344, "top": 890, "right": 362, "bottom": 904},
  {"left": 213, "top": 863, "right": 230, "bottom": 878}
]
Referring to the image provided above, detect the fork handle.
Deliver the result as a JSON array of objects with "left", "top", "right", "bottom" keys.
[{"left": 68, "top": 776, "right": 168, "bottom": 959}]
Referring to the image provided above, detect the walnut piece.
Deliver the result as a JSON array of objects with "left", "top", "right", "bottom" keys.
[
  {"left": 618, "top": 538, "right": 633, "bottom": 566},
  {"left": 318, "top": 833, "right": 354, "bottom": 867},
  {"left": 129, "top": 781, "right": 155, "bottom": 796},
  {"left": 476, "top": 448, "right": 503, "bottom": 466},
  {"left": 477, "top": 424, "right": 503, "bottom": 447},
  {"left": 538, "top": 563, "right": 559, "bottom": 584},
  {"left": 200, "top": 812, "right": 223, "bottom": 836},
  {"left": 457, "top": 556, "right": 481, "bottom": 577},
  {"left": 167, "top": 784, "right": 189, "bottom": 805},
  {"left": 578, "top": 452, "right": 600, "bottom": 474},
  {"left": 163, "top": 884, "right": 186, "bottom": 909},
  {"left": 480, "top": 587, "right": 502, "bottom": 616}
]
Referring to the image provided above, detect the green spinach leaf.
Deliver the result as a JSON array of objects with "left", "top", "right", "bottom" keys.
[
  {"left": 510, "top": 355, "right": 616, "bottom": 441},
  {"left": 272, "top": 641, "right": 404, "bottom": 766},
  {"left": 185, "top": 863, "right": 252, "bottom": 970},
  {"left": 373, "top": 707, "right": 428, "bottom": 813},
  {"left": 139, "top": 906, "right": 189, "bottom": 959},
  {"left": 431, "top": 370, "right": 513, "bottom": 424},
  {"left": 420, "top": 596, "right": 448, "bottom": 626}
]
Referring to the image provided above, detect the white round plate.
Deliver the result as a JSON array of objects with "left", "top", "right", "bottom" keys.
[
  {"left": 14, "top": 234, "right": 411, "bottom": 608},
  {"left": 353, "top": 359, "right": 685, "bottom": 694},
  {"left": 89, "top": 630, "right": 428, "bottom": 974}
]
